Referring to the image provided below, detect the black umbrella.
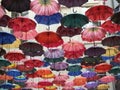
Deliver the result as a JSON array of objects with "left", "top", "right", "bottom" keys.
[{"left": 111, "top": 12, "right": 120, "bottom": 24}]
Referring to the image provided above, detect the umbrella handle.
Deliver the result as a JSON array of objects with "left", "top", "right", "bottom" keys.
[
  {"left": 72, "top": 8, "right": 77, "bottom": 13},
  {"left": 46, "top": 26, "right": 50, "bottom": 30}
]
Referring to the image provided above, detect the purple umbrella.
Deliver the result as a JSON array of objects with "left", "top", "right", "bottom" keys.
[
  {"left": 85, "top": 81, "right": 98, "bottom": 89},
  {"left": 44, "top": 49, "right": 64, "bottom": 58},
  {"left": 50, "top": 62, "right": 68, "bottom": 71},
  {"left": 85, "top": 46, "right": 106, "bottom": 56},
  {"left": 81, "top": 71, "right": 97, "bottom": 78},
  {"left": 75, "top": 87, "right": 85, "bottom": 90}
]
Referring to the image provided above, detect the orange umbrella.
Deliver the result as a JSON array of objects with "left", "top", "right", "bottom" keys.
[
  {"left": 0, "top": 74, "right": 13, "bottom": 80},
  {"left": 73, "top": 76, "right": 87, "bottom": 86}
]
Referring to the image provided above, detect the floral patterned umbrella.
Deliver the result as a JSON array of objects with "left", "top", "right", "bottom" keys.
[
  {"left": 30, "top": 0, "right": 60, "bottom": 15},
  {"left": 81, "top": 26, "right": 106, "bottom": 42},
  {"left": 1, "top": 0, "right": 30, "bottom": 13}
]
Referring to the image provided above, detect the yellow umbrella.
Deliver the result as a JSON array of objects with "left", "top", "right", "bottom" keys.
[
  {"left": 1, "top": 39, "right": 21, "bottom": 48},
  {"left": 97, "top": 84, "right": 109, "bottom": 90},
  {"left": 102, "top": 47, "right": 119, "bottom": 56}
]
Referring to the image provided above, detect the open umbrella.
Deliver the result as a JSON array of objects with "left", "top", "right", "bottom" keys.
[
  {"left": 111, "top": 12, "right": 120, "bottom": 24},
  {"left": 0, "top": 58, "right": 11, "bottom": 68},
  {"left": 44, "top": 86, "right": 57, "bottom": 90},
  {"left": 6, "top": 69, "right": 22, "bottom": 77},
  {"left": 97, "top": 84, "right": 109, "bottom": 90},
  {"left": 34, "top": 13, "right": 62, "bottom": 25},
  {"left": 35, "top": 31, "right": 63, "bottom": 48},
  {"left": 0, "top": 15, "right": 11, "bottom": 27},
  {"left": 30, "top": 0, "right": 60, "bottom": 15},
  {"left": 58, "top": 0, "right": 88, "bottom": 8},
  {"left": 75, "top": 87, "right": 85, "bottom": 90},
  {"left": 81, "top": 71, "right": 97, "bottom": 78},
  {"left": 56, "top": 25, "right": 82, "bottom": 37},
  {"left": 1, "top": 0, "right": 30, "bottom": 13},
  {"left": 66, "top": 58, "right": 82, "bottom": 64},
  {"left": 85, "top": 5, "right": 113, "bottom": 22},
  {"left": 44, "top": 57, "right": 64, "bottom": 63},
  {"left": 85, "top": 81, "right": 98, "bottom": 89},
  {"left": 0, "top": 74, "right": 13, "bottom": 81},
  {"left": 44, "top": 49, "right": 64, "bottom": 58},
  {"left": 101, "top": 20, "right": 120, "bottom": 34},
  {"left": 0, "top": 48, "right": 6, "bottom": 56},
  {"left": 81, "top": 26, "right": 106, "bottom": 42},
  {"left": 99, "top": 75, "right": 115, "bottom": 83},
  {"left": 102, "top": 36, "right": 120, "bottom": 47},
  {"left": 0, "top": 5, "right": 6, "bottom": 19},
  {"left": 61, "top": 13, "right": 89, "bottom": 28},
  {"left": 0, "top": 83, "right": 14, "bottom": 89},
  {"left": 0, "top": 32, "right": 16, "bottom": 44},
  {"left": 36, "top": 81, "right": 53, "bottom": 88},
  {"left": 4, "top": 52, "right": 25, "bottom": 62},
  {"left": 85, "top": 46, "right": 106, "bottom": 56},
  {"left": 50, "top": 62, "right": 68, "bottom": 71},
  {"left": 109, "top": 66, "right": 120, "bottom": 75},
  {"left": 114, "top": 53, "right": 120, "bottom": 63},
  {"left": 8, "top": 17, "right": 36, "bottom": 32}
]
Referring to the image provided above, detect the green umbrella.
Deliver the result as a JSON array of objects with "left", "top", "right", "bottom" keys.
[
  {"left": 0, "top": 58, "right": 11, "bottom": 68},
  {"left": 61, "top": 13, "right": 89, "bottom": 28},
  {"left": 109, "top": 66, "right": 120, "bottom": 75},
  {"left": 67, "top": 65, "right": 82, "bottom": 72}
]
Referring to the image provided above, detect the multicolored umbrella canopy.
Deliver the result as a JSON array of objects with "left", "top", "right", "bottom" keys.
[
  {"left": 85, "top": 5, "right": 113, "bottom": 22},
  {"left": 58, "top": 0, "right": 88, "bottom": 8},
  {"left": 34, "top": 13, "right": 62, "bottom": 25},
  {"left": 35, "top": 31, "right": 64, "bottom": 48},
  {"left": 56, "top": 25, "right": 82, "bottom": 37},
  {"left": 61, "top": 13, "right": 89, "bottom": 28},
  {"left": 30, "top": 0, "right": 60, "bottom": 15},
  {"left": 111, "top": 12, "right": 120, "bottom": 24},
  {"left": 1, "top": 0, "right": 30, "bottom": 13},
  {"left": 81, "top": 26, "right": 106, "bottom": 42}
]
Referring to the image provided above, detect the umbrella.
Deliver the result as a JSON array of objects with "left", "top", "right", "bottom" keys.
[
  {"left": 67, "top": 65, "right": 81, "bottom": 72},
  {"left": 14, "top": 75, "right": 27, "bottom": 82},
  {"left": 109, "top": 66, "right": 120, "bottom": 75},
  {"left": 6, "top": 69, "right": 22, "bottom": 77},
  {"left": 44, "top": 57, "right": 64, "bottom": 63},
  {"left": 1, "top": 0, "right": 30, "bottom": 13},
  {"left": 13, "top": 29, "right": 38, "bottom": 40},
  {"left": 0, "top": 74, "right": 13, "bottom": 80},
  {"left": 50, "top": 62, "right": 68, "bottom": 71},
  {"left": 1, "top": 39, "right": 21, "bottom": 49},
  {"left": 85, "top": 5, "right": 113, "bottom": 22},
  {"left": 34, "top": 13, "right": 62, "bottom": 25},
  {"left": 44, "top": 86, "right": 57, "bottom": 90},
  {"left": 101, "top": 20, "right": 120, "bottom": 34},
  {"left": 0, "top": 32, "right": 16, "bottom": 44},
  {"left": 99, "top": 75, "right": 115, "bottom": 83},
  {"left": 102, "top": 36, "right": 120, "bottom": 47},
  {"left": 61, "top": 13, "right": 89, "bottom": 28},
  {"left": 95, "top": 63, "right": 112, "bottom": 73},
  {"left": 41, "top": 73, "right": 55, "bottom": 79},
  {"left": 81, "top": 26, "right": 106, "bottom": 42},
  {"left": 66, "top": 58, "right": 82, "bottom": 64},
  {"left": 97, "top": 84, "right": 109, "bottom": 90},
  {"left": 56, "top": 25, "right": 82, "bottom": 37},
  {"left": 0, "top": 5, "right": 6, "bottom": 19},
  {"left": 44, "top": 49, "right": 64, "bottom": 58},
  {"left": 35, "top": 31, "right": 63, "bottom": 48},
  {"left": 0, "top": 83, "right": 14, "bottom": 89},
  {"left": 0, "top": 70, "right": 5, "bottom": 75},
  {"left": 0, "top": 15, "right": 11, "bottom": 27},
  {"left": 111, "top": 12, "right": 120, "bottom": 24},
  {"left": 24, "top": 59, "right": 44, "bottom": 68},
  {"left": 73, "top": 76, "right": 87, "bottom": 86},
  {"left": 75, "top": 87, "right": 85, "bottom": 90},
  {"left": 58, "top": 0, "right": 88, "bottom": 8},
  {"left": 30, "top": 0, "right": 60, "bottom": 15},
  {"left": 4, "top": 52, "right": 25, "bottom": 62},
  {"left": 62, "top": 86, "right": 74, "bottom": 90},
  {"left": 85, "top": 81, "right": 98, "bottom": 89},
  {"left": 36, "top": 81, "right": 53, "bottom": 88},
  {"left": 81, "top": 71, "right": 97, "bottom": 78},
  {"left": 68, "top": 71, "right": 82, "bottom": 76},
  {"left": 85, "top": 46, "right": 106, "bottom": 56},
  {"left": 0, "top": 48, "right": 6, "bottom": 56},
  {"left": 36, "top": 68, "right": 52, "bottom": 76},
  {"left": 53, "top": 79, "right": 65, "bottom": 86},
  {"left": 87, "top": 75, "right": 100, "bottom": 82},
  {"left": 8, "top": 17, "right": 36, "bottom": 32},
  {"left": 62, "top": 41, "right": 86, "bottom": 58},
  {"left": 114, "top": 53, "right": 120, "bottom": 63},
  {"left": 0, "top": 58, "right": 11, "bottom": 68},
  {"left": 54, "top": 74, "right": 69, "bottom": 81}
]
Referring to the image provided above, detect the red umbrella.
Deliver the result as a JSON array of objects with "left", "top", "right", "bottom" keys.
[
  {"left": 81, "top": 26, "right": 106, "bottom": 42},
  {"left": 99, "top": 75, "right": 115, "bottom": 83},
  {"left": 113, "top": 53, "right": 120, "bottom": 63},
  {"left": 95, "top": 63, "right": 112, "bottom": 73},
  {"left": 85, "top": 5, "right": 113, "bottom": 22},
  {"left": 62, "top": 41, "right": 86, "bottom": 58},
  {"left": 36, "top": 81, "right": 53, "bottom": 88},
  {"left": 8, "top": 17, "right": 36, "bottom": 32},
  {"left": 4, "top": 52, "right": 25, "bottom": 62},
  {"left": 101, "top": 20, "right": 120, "bottom": 33},
  {"left": 24, "top": 59, "right": 44, "bottom": 68},
  {"left": 35, "top": 31, "right": 63, "bottom": 48}
]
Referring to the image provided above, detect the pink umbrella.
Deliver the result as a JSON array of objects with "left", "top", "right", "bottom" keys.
[
  {"left": 0, "top": 6, "right": 6, "bottom": 19},
  {"left": 62, "top": 41, "right": 86, "bottom": 58},
  {"left": 81, "top": 26, "right": 106, "bottom": 42},
  {"left": 30, "top": 0, "right": 60, "bottom": 16},
  {"left": 44, "top": 49, "right": 64, "bottom": 58},
  {"left": 99, "top": 75, "right": 115, "bottom": 83},
  {"left": 13, "top": 29, "right": 38, "bottom": 40}
]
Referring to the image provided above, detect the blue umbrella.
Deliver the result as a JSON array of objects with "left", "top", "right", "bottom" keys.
[
  {"left": 34, "top": 13, "right": 62, "bottom": 25},
  {"left": 0, "top": 83, "right": 14, "bottom": 89},
  {"left": 66, "top": 58, "right": 82, "bottom": 64},
  {"left": 0, "top": 32, "right": 16, "bottom": 44},
  {"left": 6, "top": 69, "right": 22, "bottom": 77},
  {"left": 68, "top": 71, "right": 82, "bottom": 76}
]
